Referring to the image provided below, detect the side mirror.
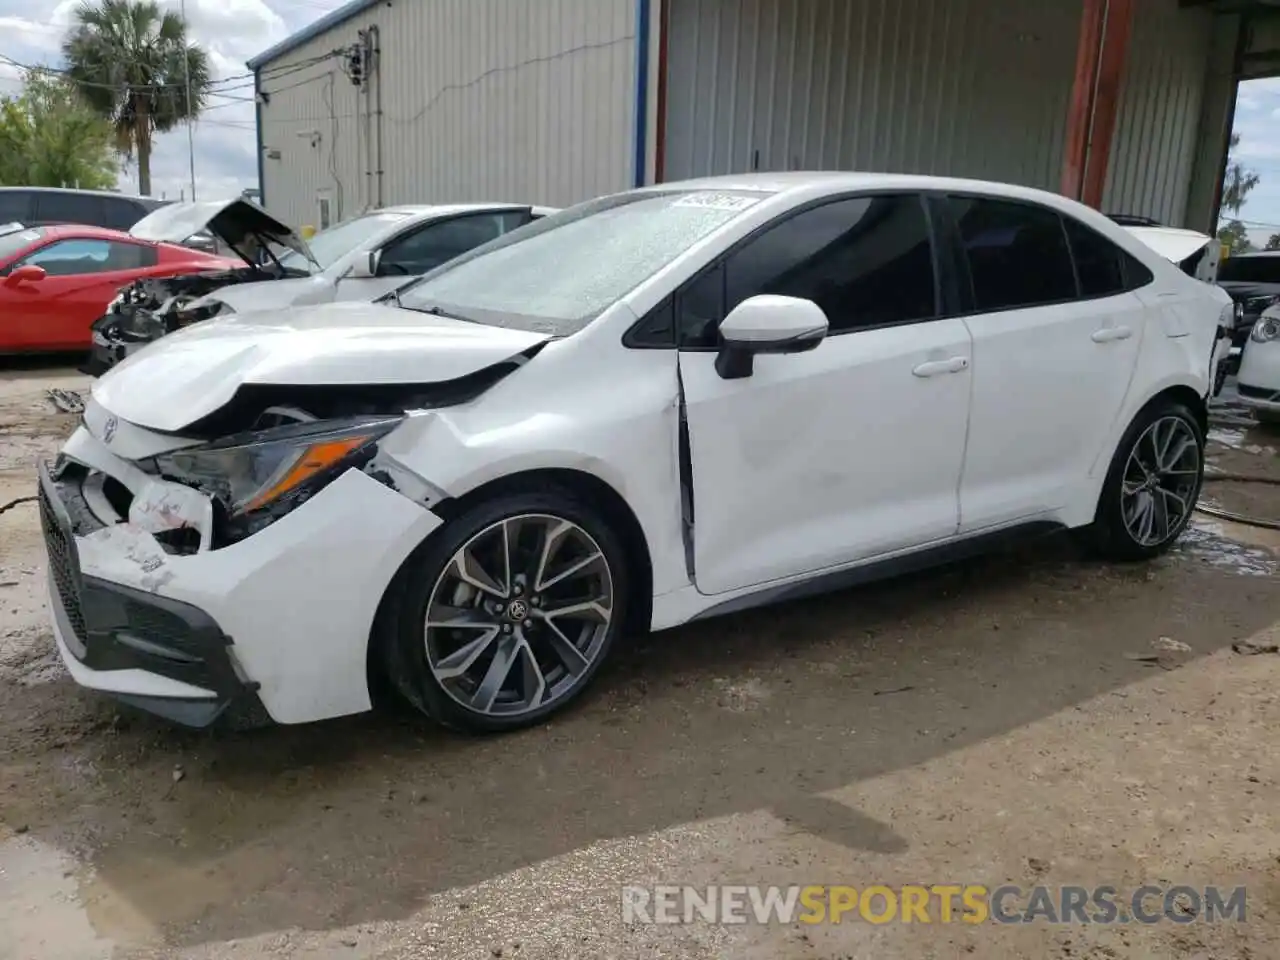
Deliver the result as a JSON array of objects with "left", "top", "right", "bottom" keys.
[
  {"left": 714, "top": 295, "right": 829, "bottom": 380},
  {"left": 347, "top": 249, "right": 380, "bottom": 279},
  {"left": 4, "top": 264, "right": 46, "bottom": 287}
]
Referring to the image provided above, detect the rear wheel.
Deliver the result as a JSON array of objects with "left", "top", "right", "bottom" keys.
[
  {"left": 1081, "top": 400, "right": 1205, "bottom": 561},
  {"left": 380, "top": 490, "right": 629, "bottom": 733}
]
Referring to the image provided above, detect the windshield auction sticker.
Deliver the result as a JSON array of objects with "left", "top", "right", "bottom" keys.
[{"left": 671, "top": 192, "right": 761, "bottom": 211}]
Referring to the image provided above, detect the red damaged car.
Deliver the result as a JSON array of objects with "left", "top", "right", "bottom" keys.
[{"left": 0, "top": 222, "right": 238, "bottom": 354}]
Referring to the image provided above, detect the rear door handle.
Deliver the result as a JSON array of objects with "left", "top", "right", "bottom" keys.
[
  {"left": 1091, "top": 325, "right": 1133, "bottom": 343},
  {"left": 912, "top": 357, "right": 969, "bottom": 378}
]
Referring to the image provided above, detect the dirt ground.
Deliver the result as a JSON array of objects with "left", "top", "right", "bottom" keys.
[{"left": 1, "top": 359, "right": 1279, "bottom": 960}]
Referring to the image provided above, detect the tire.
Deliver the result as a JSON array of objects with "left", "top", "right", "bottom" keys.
[
  {"left": 378, "top": 488, "right": 630, "bottom": 734},
  {"left": 1080, "top": 399, "right": 1205, "bottom": 562}
]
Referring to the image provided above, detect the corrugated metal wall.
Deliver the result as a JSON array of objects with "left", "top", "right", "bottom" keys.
[
  {"left": 1102, "top": 0, "right": 1216, "bottom": 224},
  {"left": 256, "top": 0, "right": 636, "bottom": 230},
  {"left": 662, "top": 0, "right": 1218, "bottom": 226}
]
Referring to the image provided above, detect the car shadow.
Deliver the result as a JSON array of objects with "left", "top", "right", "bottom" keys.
[{"left": 6, "top": 531, "right": 1279, "bottom": 947}]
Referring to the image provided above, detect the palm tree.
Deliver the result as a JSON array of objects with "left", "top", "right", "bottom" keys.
[{"left": 62, "top": 0, "right": 211, "bottom": 196}]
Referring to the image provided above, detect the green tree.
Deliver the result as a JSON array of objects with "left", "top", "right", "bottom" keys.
[
  {"left": 0, "top": 70, "right": 118, "bottom": 190},
  {"left": 1219, "top": 219, "right": 1253, "bottom": 255},
  {"left": 62, "top": 0, "right": 211, "bottom": 196},
  {"left": 1221, "top": 132, "right": 1260, "bottom": 217},
  {"left": 1266, "top": 233, "right": 1280, "bottom": 252}
]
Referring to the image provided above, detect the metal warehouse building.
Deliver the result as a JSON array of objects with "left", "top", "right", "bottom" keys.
[{"left": 247, "top": 0, "right": 1280, "bottom": 234}]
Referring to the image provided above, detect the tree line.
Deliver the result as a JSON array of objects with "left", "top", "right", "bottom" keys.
[{"left": 0, "top": 0, "right": 211, "bottom": 196}]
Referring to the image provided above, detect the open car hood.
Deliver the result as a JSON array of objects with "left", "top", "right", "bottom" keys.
[
  {"left": 129, "top": 198, "right": 315, "bottom": 268},
  {"left": 90, "top": 301, "right": 551, "bottom": 433}
]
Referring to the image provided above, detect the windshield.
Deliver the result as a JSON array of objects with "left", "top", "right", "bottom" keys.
[
  {"left": 0, "top": 226, "right": 46, "bottom": 262},
  {"left": 395, "top": 189, "right": 770, "bottom": 334},
  {"left": 280, "top": 211, "right": 411, "bottom": 271},
  {"left": 1217, "top": 255, "right": 1280, "bottom": 284}
]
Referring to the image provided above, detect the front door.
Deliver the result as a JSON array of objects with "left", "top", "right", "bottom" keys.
[
  {"left": 6, "top": 237, "right": 156, "bottom": 350},
  {"left": 677, "top": 194, "right": 974, "bottom": 596}
]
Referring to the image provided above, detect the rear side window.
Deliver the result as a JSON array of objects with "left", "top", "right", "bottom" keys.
[
  {"left": 948, "top": 196, "right": 1076, "bottom": 311},
  {"left": 101, "top": 197, "right": 146, "bottom": 231},
  {"left": 1063, "top": 218, "right": 1126, "bottom": 297}
]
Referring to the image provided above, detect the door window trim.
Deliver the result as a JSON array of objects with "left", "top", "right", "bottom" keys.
[
  {"left": 932, "top": 191, "right": 1149, "bottom": 319},
  {"left": 624, "top": 189, "right": 948, "bottom": 351}
]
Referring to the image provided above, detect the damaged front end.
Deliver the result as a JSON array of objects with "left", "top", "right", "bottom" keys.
[
  {"left": 83, "top": 266, "right": 301, "bottom": 375},
  {"left": 83, "top": 198, "right": 316, "bottom": 376}
]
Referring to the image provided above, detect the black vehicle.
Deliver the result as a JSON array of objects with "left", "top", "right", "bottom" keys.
[
  {"left": 0, "top": 187, "right": 218, "bottom": 253},
  {"left": 1215, "top": 251, "right": 1280, "bottom": 347}
]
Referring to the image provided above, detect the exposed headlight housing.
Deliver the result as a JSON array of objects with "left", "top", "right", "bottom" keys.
[
  {"left": 151, "top": 416, "right": 403, "bottom": 544},
  {"left": 1251, "top": 316, "right": 1280, "bottom": 344}
]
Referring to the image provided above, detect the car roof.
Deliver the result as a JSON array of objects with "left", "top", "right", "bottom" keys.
[
  {"left": 640, "top": 170, "right": 1113, "bottom": 210},
  {"left": 29, "top": 224, "right": 142, "bottom": 243},
  {"left": 0, "top": 185, "right": 162, "bottom": 204},
  {"left": 379, "top": 202, "right": 557, "bottom": 219}
]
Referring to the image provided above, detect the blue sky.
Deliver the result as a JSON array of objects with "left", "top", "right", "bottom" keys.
[
  {"left": 1226, "top": 77, "right": 1280, "bottom": 242},
  {"left": 3, "top": 3, "right": 1280, "bottom": 229}
]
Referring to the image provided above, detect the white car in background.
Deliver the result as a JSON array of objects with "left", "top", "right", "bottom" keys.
[
  {"left": 88, "top": 200, "right": 556, "bottom": 372},
  {"left": 1238, "top": 306, "right": 1280, "bottom": 423},
  {"left": 41, "top": 173, "right": 1230, "bottom": 734}
]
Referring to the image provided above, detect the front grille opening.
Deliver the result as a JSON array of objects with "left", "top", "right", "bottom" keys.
[
  {"left": 102, "top": 476, "right": 133, "bottom": 518},
  {"left": 154, "top": 527, "right": 202, "bottom": 555},
  {"left": 38, "top": 482, "right": 87, "bottom": 647}
]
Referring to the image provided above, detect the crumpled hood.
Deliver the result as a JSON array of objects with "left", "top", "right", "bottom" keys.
[
  {"left": 129, "top": 198, "right": 313, "bottom": 267},
  {"left": 91, "top": 301, "right": 550, "bottom": 433}
]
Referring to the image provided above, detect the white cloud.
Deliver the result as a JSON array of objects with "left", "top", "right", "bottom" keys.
[{"left": 0, "top": 0, "right": 347, "bottom": 202}]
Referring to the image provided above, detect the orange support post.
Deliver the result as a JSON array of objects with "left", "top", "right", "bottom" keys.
[
  {"left": 1060, "top": 0, "right": 1136, "bottom": 208},
  {"left": 1082, "top": 0, "right": 1135, "bottom": 209},
  {"left": 1061, "top": 0, "right": 1106, "bottom": 200}
]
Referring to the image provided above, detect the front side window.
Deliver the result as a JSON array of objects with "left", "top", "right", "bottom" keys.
[
  {"left": 379, "top": 211, "right": 529, "bottom": 276},
  {"left": 948, "top": 196, "right": 1076, "bottom": 311},
  {"left": 0, "top": 192, "right": 32, "bottom": 224},
  {"left": 395, "top": 190, "right": 770, "bottom": 335},
  {"left": 20, "top": 238, "right": 151, "bottom": 276},
  {"left": 0, "top": 226, "right": 46, "bottom": 265},
  {"left": 282, "top": 211, "right": 412, "bottom": 272},
  {"left": 723, "top": 194, "right": 937, "bottom": 336}
]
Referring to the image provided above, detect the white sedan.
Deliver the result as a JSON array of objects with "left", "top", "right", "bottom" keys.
[
  {"left": 41, "top": 172, "right": 1231, "bottom": 733},
  {"left": 1238, "top": 305, "right": 1280, "bottom": 423}
]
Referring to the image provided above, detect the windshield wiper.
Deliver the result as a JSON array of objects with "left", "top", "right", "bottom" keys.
[{"left": 406, "top": 302, "right": 478, "bottom": 324}]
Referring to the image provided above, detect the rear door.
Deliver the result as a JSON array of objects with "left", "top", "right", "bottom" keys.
[
  {"left": 8, "top": 237, "right": 157, "bottom": 349},
  {"left": 940, "top": 195, "right": 1147, "bottom": 531}
]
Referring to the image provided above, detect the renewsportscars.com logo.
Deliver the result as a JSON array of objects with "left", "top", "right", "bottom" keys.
[{"left": 621, "top": 884, "right": 1247, "bottom": 926}]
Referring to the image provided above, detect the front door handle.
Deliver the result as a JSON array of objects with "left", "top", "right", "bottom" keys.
[
  {"left": 1091, "top": 325, "right": 1133, "bottom": 343},
  {"left": 913, "top": 356, "right": 969, "bottom": 378}
]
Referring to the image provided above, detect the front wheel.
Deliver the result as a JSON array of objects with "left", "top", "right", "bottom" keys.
[
  {"left": 380, "top": 490, "right": 629, "bottom": 733},
  {"left": 1081, "top": 400, "right": 1205, "bottom": 561}
]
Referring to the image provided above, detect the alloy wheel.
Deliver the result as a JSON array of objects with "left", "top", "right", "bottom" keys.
[
  {"left": 1120, "top": 415, "right": 1201, "bottom": 548},
  {"left": 424, "top": 514, "right": 614, "bottom": 718}
]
